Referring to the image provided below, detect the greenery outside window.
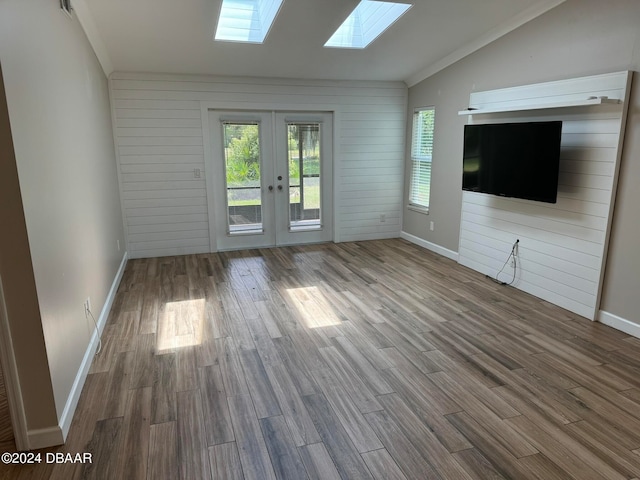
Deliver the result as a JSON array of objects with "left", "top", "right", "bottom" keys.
[{"left": 409, "top": 107, "right": 435, "bottom": 212}]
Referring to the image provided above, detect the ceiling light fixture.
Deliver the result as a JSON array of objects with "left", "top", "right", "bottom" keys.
[
  {"left": 325, "top": 1, "right": 412, "bottom": 49},
  {"left": 215, "top": 0, "right": 284, "bottom": 43}
]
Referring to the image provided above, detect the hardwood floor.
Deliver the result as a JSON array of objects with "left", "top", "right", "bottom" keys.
[{"left": 3, "top": 238, "right": 640, "bottom": 479}]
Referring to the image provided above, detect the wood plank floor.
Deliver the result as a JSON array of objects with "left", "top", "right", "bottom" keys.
[{"left": 3, "top": 239, "right": 640, "bottom": 479}]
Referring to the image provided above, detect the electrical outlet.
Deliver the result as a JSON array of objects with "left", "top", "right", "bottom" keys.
[
  {"left": 380, "top": 214, "right": 386, "bottom": 223},
  {"left": 429, "top": 221, "right": 434, "bottom": 231},
  {"left": 194, "top": 168, "right": 201, "bottom": 178}
]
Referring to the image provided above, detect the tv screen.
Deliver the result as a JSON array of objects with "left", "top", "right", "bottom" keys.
[{"left": 462, "top": 121, "right": 562, "bottom": 203}]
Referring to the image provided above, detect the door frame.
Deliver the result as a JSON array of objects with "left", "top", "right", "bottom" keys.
[
  {"left": 201, "top": 102, "right": 341, "bottom": 251},
  {"left": 0, "top": 274, "right": 29, "bottom": 450}
]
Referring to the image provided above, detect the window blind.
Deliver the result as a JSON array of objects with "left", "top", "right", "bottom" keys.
[{"left": 409, "top": 107, "right": 435, "bottom": 209}]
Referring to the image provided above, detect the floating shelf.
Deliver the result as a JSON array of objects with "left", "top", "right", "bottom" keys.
[{"left": 458, "top": 97, "right": 621, "bottom": 116}]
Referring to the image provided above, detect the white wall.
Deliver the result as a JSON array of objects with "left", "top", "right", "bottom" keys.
[
  {"left": 110, "top": 73, "right": 407, "bottom": 257},
  {"left": 404, "top": 0, "right": 640, "bottom": 328},
  {"left": 0, "top": 0, "right": 125, "bottom": 441}
]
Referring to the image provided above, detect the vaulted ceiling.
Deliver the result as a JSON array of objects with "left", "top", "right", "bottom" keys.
[{"left": 82, "top": 0, "right": 565, "bottom": 86}]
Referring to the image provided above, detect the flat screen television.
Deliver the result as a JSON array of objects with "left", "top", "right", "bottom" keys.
[{"left": 462, "top": 121, "right": 563, "bottom": 203}]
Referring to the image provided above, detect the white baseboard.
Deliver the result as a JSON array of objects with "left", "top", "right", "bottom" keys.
[
  {"left": 400, "top": 231, "right": 459, "bottom": 262},
  {"left": 27, "top": 426, "right": 64, "bottom": 450},
  {"left": 58, "top": 251, "right": 128, "bottom": 442},
  {"left": 598, "top": 310, "right": 640, "bottom": 339}
]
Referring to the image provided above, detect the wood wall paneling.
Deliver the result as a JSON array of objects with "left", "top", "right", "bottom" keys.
[
  {"left": 458, "top": 72, "right": 631, "bottom": 320},
  {"left": 110, "top": 74, "right": 408, "bottom": 257}
]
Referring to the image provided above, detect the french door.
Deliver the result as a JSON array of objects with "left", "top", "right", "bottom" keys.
[{"left": 209, "top": 111, "right": 333, "bottom": 251}]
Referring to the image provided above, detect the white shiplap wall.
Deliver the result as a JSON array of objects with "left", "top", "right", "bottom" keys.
[
  {"left": 458, "top": 72, "right": 631, "bottom": 320},
  {"left": 110, "top": 73, "right": 407, "bottom": 257}
]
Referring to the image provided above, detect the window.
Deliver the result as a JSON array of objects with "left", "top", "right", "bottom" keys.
[
  {"left": 409, "top": 107, "right": 435, "bottom": 211},
  {"left": 215, "top": 0, "right": 284, "bottom": 43},
  {"left": 324, "top": 1, "right": 412, "bottom": 49}
]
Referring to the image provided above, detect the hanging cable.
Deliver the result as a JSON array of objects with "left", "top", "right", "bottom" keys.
[
  {"left": 487, "top": 239, "right": 519, "bottom": 286},
  {"left": 86, "top": 308, "right": 102, "bottom": 355}
]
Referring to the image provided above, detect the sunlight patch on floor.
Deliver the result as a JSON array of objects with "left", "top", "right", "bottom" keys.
[
  {"left": 286, "top": 286, "right": 342, "bottom": 329},
  {"left": 156, "top": 299, "right": 205, "bottom": 352}
]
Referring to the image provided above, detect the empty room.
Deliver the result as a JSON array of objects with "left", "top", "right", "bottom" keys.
[{"left": 1, "top": 0, "right": 640, "bottom": 479}]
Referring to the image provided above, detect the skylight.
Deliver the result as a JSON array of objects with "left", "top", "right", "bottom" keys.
[
  {"left": 325, "top": 1, "right": 411, "bottom": 49},
  {"left": 215, "top": 0, "right": 284, "bottom": 43}
]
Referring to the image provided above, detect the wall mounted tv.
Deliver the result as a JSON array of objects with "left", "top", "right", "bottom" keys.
[{"left": 462, "top": 121, "right": 563, "bottom": 203}]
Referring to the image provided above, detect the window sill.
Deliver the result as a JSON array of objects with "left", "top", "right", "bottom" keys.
[{"left": 407, "top": 204, "right": 429, "bottom": 215}]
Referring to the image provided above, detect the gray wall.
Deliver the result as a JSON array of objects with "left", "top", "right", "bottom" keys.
[
  {"left": 0, "top": 0, "right": 125, "bottom": 427},
  {"left": 404, "top": 0, "right": 640, "bottom": 323}
]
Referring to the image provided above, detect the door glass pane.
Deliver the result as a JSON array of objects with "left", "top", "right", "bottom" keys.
[
  {"left": 223, "top": 122, "right": 262, "bottom": 233},
  {"left": 287, "top": 123, "right": 321, "bottom": 229}
]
